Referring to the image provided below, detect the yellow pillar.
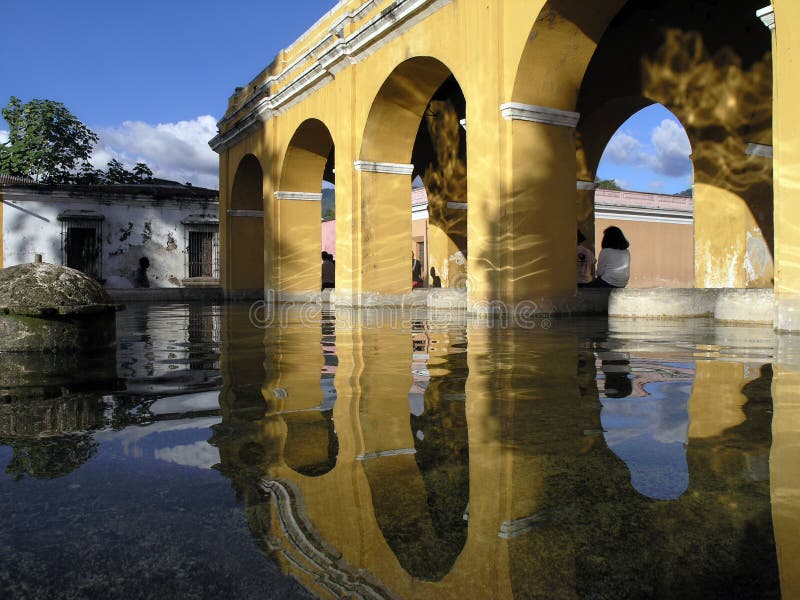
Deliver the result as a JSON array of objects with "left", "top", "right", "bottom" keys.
[
  {"left": 275, "top": 193, "right": 322, "bottom": 295},
  {"left": 504, "top": 105, "right": 578, "bottom": 306},
  {"left": 771, "top": 2, "right": 800, "bottom": 329},
  {"left": 338, "top": 162, "right": 413, "bottom": 303}
]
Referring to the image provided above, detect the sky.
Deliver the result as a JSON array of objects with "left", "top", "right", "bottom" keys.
[{"left": 0, "top": 1, "right": 692, "bottom": 194}]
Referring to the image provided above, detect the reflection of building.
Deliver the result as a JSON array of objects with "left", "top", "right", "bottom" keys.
[{"left": 0, "top": 181, "right": 219, "bottom": 288}]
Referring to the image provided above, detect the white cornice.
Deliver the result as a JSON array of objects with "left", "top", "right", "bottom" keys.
[
  {"left": 756, "top": 6, "right": 775, "bottom": 31},
  {"left": 227, "top": 209, "right": 264, "bottom": 217},
  {"left": 595, "top": 205, "right": 693, "bottom": 225},
  {"left": 577, "top": 180, "right": 599, "bottom": 191},
  {"left": 274, "top": 191, "right": 323, "bottom": 201},
  {"left": 745, "top": 142, "right": 773, "bottom": 158},
  {"left": 211, "top": 0, "right": 453, "bottom": 154},
  {"left": 500, "top": 102, "right": 580, "bottom": 128},
  {"left": 354, "top": 161, "right": 414, "bottom": 175}
]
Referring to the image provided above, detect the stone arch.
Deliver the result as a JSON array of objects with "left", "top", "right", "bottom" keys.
[
  {"left": 275, "top": 119, "right": 335, "bottom": 294},
  {"left": 355, "top": 57, "right": 464, "bottom": 296},
  {"left": 572, "top": 0, "right": 773, "bottom": 288},
  {"left": 228, "top": 154, "right": 265, "bottom": 293}
]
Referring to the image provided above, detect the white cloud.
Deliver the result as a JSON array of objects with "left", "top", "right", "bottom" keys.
[
  {"left": 155, "top": 441, "right": 220, "bottom": 469},
  {"left": 92, "top": 115, "right": 219, "bottom": 189},
  {"left": 0, "top": 130, "right": 8, "bottom": 145},
  {"left": 601, "top": 119, "right": 692, "bottom": 180},
  {"left": 648, "top": 119, "right": 692, "bottom": 178},
  {"left": 604, "top": 131, "right": 644, "bottom": 165}
]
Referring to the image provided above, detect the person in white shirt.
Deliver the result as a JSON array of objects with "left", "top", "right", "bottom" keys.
[
  {"left": 577, "top": 229, "right": 595, "bottom": 286},
  {"left": 592, "top": 226, "right": 630, "bottom": 288}
]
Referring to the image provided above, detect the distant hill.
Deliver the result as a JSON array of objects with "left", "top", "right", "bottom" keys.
[{"left": 322, "top": 188, "right": 335, "bottom": 221}]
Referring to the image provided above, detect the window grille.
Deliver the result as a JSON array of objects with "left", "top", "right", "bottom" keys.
[
  {"left": 186, "top": 225, "right": 219, "bottom": 278},
  {"left": 58, "top": 216, "right": 103, "bottom": 279}
]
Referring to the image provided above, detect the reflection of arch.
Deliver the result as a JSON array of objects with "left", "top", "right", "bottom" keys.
[
  {"left": 228, "top": 154, "right": 265, "bottom": 292},
  {"left": 276, "top": 119, "right": 335, "bottom": 293},
  {"left": 283, "top": 409, "right": 338, "bottom": 477}
]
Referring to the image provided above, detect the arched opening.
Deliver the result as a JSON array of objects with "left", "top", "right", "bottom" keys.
[
  {"left": 278, "top": 119, "right": 335, "bottom": 294},
  {"left": 573, "top": 0, "right": 773, "bottom": 289},
  {"left": 228, "top": 154, "right": 265, "bottom": 293},
  {"left": 356, "top": 57, "right": 465, "bottom": 296},
  {"left": 411, "top": 75, "right": 468, "bottom": 290},
  {"left": 582, "top": 102, "right": 695, "bottom": 288}
]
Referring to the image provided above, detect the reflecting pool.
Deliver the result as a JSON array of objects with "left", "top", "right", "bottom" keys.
[{"left": 1, "top": 302, "right": 798, "bottom": 599}]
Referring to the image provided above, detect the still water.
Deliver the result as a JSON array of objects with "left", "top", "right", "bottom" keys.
[{"left": 0, "top": 302, "right": 795, "bottom": 599}]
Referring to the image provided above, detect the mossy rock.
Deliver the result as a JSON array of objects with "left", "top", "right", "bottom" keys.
[{"left": 0, "top": 262, "right": 112, "bottom": 314}]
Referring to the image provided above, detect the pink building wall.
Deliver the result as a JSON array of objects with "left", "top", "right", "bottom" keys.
[{"left": 322, "top": 220, "right": 336, "bottom": 257}]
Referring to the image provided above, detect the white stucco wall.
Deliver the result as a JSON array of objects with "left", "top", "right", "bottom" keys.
[{"left": 1, "top": 186, "right": 218, "bottom": 288}]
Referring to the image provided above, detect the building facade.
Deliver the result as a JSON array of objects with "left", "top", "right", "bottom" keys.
[
  {"left": 209, "top": 0, "right": 797, "bottom": 328},
  {"left": 0, "top": 183, "right": 219, "bottom": 288}
]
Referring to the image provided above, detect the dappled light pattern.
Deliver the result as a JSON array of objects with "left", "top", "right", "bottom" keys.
[{"left": 576, "top": 0, "right": 773, "bottom": 287}]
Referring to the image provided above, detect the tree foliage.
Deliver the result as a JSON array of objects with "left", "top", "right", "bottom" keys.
[
  {"left": 596, "top": 179, "right": 622, "bottom": 190},
  {"left": 0, "top": 96, "right": 156, "bottom": 186},
  {"left": 0, "top": 96, "right": 98, "bottom": 183}
]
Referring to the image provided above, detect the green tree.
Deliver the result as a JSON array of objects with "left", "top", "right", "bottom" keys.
[
  {"left": 133, "top": 161, "right": 153, "bottom": 182},
  {"left": 0, "top": 96, "right": 98, "bottom": 183},
  {"left": 596, "top": 178, "right": 622, "bottom": 190}
]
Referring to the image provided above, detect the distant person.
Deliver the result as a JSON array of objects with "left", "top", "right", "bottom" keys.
[
  {"left": 591, "top": 226, "right": 630, "bottom": 288},
  {"left": 134, "top": 256, "right": 150, "bottom": 288},
  {"left": 577, "top": 229, "right": 595, "bottom": 286},
  {"left": 430, "top": 267, "right": 442, "bottom": 288},
  {"left": 321, "top": 251, "right": 335, "bottom": 290},
  {"left": 412, "top": 252, "right": 423, "bottom": 288}
]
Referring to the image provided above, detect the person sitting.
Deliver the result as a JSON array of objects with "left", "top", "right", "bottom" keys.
[
  {"left": 590, "top": 226, "right": 630, "bottom": 288},
  {"left": 321, "top": 251, "right": 335, "bottom": 290},
  {"left": 577, "top": 229, "right": 595, "bottom": 286},
  {"left": 412, "top": 253, "right": 423, "bottom": 288},
  {"left": 134, "top": 256, "right": 150, "bottom": 288},
  {"left": 430, "top": 266, "right": 442, "bottom": 288}
]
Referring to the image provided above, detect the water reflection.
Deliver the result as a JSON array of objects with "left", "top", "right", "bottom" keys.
[{"left": 0, "top": 305, "right": 790, "bottom": 598}]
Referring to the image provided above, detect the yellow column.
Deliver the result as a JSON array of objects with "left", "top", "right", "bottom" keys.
[
  {"left": 338, "top": 162, "right": 413, "bottom": 304},
  {"left": 275, "top": 192, "right": 322, "bottom": 295},
  {"left": 504, "top": 104, "right": 579, "bottom": 306},
  {"left": 771, "top": 2, "right": 800, "bottom": 329}
]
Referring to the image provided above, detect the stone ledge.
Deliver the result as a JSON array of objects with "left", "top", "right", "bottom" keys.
[{"left": 108, "top": 287, "right": 225, "bottom": 302}]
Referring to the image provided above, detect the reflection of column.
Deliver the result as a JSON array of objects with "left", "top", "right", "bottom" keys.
[{"left": 771, "top": 361, "right": 800, "bottom": 599}]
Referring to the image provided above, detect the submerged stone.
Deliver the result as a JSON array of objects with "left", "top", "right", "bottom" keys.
[{"left": 0, "top": 262, "right": 123, "bottom": 352}]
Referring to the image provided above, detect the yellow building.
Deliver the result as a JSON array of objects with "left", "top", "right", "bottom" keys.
[{"left": 210, "top": 1, "right": 797, "bottom": 328}]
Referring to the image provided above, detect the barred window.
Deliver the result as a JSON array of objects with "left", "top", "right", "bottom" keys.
[
  {"left": 186, "top": 224, "right": 219, "bottom": 279},
  {"left": 58, "top": 213, "right": 104, "bottom": 279}
]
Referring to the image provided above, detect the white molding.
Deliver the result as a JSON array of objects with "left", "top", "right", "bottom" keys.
[
  {"left": 446, "top": 201, "right": 468, "bottom": 210},
  {"left": 227, "top": 209, "right": 264, "bottom": 217},
  {"left": 745, "top": 142, "right": 773, "bottom": 158},
  {"left": 500, "top": 102, "right": 580, "bottom": 128},
  {"left": 211, "top": 0, "right": 453, "bottom": 153},
  {"left": 274, "top": 191, "right": 323, "bottom": 201},
  {"left": 756, "top": 6, "right": 775, "bottom": 31},
  {"left": 577, "top": 180, "right": 599, "bottom": 191},
  {"left": 498, "top": 513, "right": 543, "bottom": 539},
  {"left": 356, "top": 448, "right": 417, "bottom": 461},
  {"left": 595, "top": 205, "right": 693, "bottom": 225},
  {"left": 354, "top": 160, "right": 414, "bottom": 175}
]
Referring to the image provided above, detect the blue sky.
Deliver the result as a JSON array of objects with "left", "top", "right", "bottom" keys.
[
  {"left": 596, "top": 104, "right": 693, "bottom": 195},
  {"left": 0, "top": 1, "right": 692, "bottom": 194}
]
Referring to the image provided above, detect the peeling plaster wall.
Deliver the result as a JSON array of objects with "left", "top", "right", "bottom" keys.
[{"left": 1, "top": 188, "right": 218, "bottom": 288}]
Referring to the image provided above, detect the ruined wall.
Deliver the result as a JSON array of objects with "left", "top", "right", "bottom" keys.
[{"left": 0, "top": 187, "right": 218, "bottom": 288}]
